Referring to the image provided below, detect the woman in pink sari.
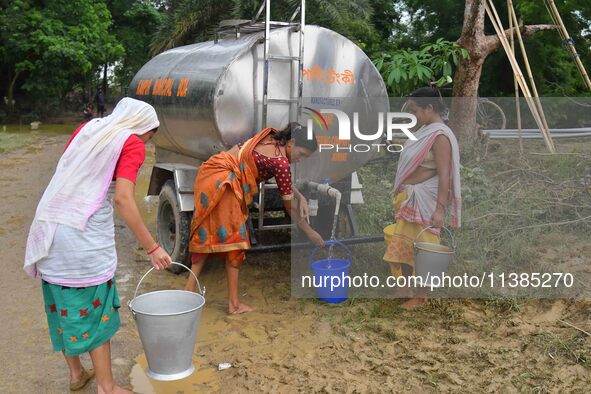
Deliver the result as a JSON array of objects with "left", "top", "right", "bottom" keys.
[{"left": 383, "top": 87, "right": 462, "bottom": 309}]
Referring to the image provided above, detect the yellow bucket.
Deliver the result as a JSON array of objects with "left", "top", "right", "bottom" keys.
[{"left": 383, "top": 224, "right": 396, "bottom": 245}]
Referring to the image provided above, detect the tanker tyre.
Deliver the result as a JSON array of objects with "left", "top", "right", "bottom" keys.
[{"left": 157, "top": 180, "right": 192, "bottom": 274}]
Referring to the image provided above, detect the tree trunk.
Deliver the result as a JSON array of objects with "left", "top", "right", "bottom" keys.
[
  {"left": 6, "top": 69, "right": 20, "bottom": 113},
  {"left": 102, "top": 63, "right": 108, "bottom": 100},
  {"left": 449, "top": 0, "right": 486, "bottom": 141},
  {"left": 449, "top": 59, "right": 482, "bottom": 142}
]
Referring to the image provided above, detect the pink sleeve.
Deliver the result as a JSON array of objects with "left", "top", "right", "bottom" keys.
[{"left": 114, "top": 135, "right": 145, "bottom": 183}]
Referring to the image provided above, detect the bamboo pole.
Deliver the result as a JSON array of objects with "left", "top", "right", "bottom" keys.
[
  {"left": 545, "top": 0, "right": 591, "bottom": 91},
  {"left": 486, "top": 0, "right": 553, "bottom": 151},
  {"left": 507, "top": 0, "right": 552, "bottom": 149},
  {"left": 485, "top": 0, "right": 555, "bottom": 153},
  {"left": 508, "top": 0, "right": 523, "bottom": 155}
]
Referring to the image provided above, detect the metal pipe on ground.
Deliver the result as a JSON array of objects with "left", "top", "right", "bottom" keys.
[
  {"left": 486, "top": 132, "right": 591, "bottom": 139},
  {"left": 248, "top": 235, "right": 385, "bottom": 253},
  {"left": 485, "top": 127, "right": 591, "bottom": 133}
]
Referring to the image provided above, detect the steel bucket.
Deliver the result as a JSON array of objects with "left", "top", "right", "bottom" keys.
[
  {"left": 128, "top": 262, "right": 205, "bottom": 381},
  {"left": 414, "top": 227, "right": 455, "bottom": 288}
]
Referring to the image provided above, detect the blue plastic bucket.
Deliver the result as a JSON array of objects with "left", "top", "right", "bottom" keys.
[{"left": 309, "top": 240, "right": 352, "bottom": 303}]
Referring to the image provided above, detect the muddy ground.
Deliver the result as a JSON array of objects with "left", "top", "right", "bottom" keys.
[{"left": 0, "top": 129, "right": 589, "bottom": 393}]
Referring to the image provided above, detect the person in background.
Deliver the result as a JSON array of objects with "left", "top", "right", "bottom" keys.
[
  {"left": 83, "top": 102, "right": 94, "bottom": 121},
  {"left": 95, "top": 87, "right": 106, "bottom": 118},
  {"left": 24, "top": 97, "right": 172, "bottom": 393},
  {"left": 383, "top": 87, "right": 462, "bottom": 309},
  {"left": 185, "top": 122, "right": 324, "bottom": 314}
]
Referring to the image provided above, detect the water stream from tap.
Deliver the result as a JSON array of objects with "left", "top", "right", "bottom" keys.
[{"left": 326, "top": 213, "right": 339, "bottom": 268}]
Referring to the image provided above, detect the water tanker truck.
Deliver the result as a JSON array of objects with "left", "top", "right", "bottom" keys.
[{"left": 129, "top": 10, "right": 389, "bottom": 270}]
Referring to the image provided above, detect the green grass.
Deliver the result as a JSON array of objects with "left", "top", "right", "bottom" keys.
[
  {"left": 532, "top": 332, "right": 591, "bottom": 368},
  {"left": 484, "top": 297, "right": 524, "bottom": 314},
  {"left": 351, "top": 138, "right": 591, "bottom": 297},
  {"left": 328, "top": 138, "right": 591, "bottom": 359}
]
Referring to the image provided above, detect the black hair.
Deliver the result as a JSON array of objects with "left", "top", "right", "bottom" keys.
[
  {"left": 271, "top": 122, "right": 318, "bottom": 152},
  {"left": 407, "top": 87, "right": 447, "bottom": 115}
]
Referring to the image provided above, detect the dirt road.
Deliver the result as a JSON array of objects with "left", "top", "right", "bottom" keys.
[{"left": 0, "top": 131, "right": 589, "bottom": 393}]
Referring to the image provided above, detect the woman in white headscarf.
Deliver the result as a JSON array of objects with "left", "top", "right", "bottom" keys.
[{"left": 24, "top": 97, "right": 172, "bottom": 393}]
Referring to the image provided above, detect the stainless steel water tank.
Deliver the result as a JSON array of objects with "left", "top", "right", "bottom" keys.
[{"left": 130, "top": 25, "right": 388, "bottom": 183}]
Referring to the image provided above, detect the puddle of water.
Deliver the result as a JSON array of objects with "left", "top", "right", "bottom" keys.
[
  {"left": 1, "top": 123, "right": 78, "bottom": 134},
  {"left": 0, "top": 123, "right": 76, "bottom": 154},
  {"left": 5, "top": 215, "right": 25, "bottom": 227},
  {"left": 130, "top": 353, "right": 219, "bottom": 393},
  {"left": 0, "top": 133, "right": 36, "bottom": 153}
]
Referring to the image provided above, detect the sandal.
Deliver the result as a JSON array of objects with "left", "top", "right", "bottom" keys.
[{"left": 70, "top": 367, "right": 95, "bottom": 391}]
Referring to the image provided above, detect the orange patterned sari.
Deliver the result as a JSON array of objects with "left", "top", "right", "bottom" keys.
[{"left": 189, "top": 128, "right": 275, "bottom": 267}]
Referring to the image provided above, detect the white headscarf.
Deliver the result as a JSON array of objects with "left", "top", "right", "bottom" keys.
[{"left": 24, "top": 97, "right": 159, "bottom": 278}]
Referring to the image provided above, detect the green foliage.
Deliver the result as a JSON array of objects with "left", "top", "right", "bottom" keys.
[
  {"left": 460, "top": 166, "right": 492, "bottom": 205},
  {"left": 373, "top": 39, "right": 469, "bottom": 96},
  {"left": 515, "top": 0, "right": 591, "bottom": 96},
  {"left": 353, "top": 156, "right": 397, "bottom": 235},
  {"left": 2, "top": 0, "right": 591, "bottom": 115},
  {"left": 0, "top": 0, "right": 122, "bottom": 99},
  {"left": 109, "top": 0, "right": 164, "bottom": 87},
  {"left": 394, "top": 0, "right": 465, "bottom": 47},
  {"left": 150, "top": 0, "right": 235, "bottom": 55},
  {"left": 389, "top": 0, "right": 591, "bottom": 97}
]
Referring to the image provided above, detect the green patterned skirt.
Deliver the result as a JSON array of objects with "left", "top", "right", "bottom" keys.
[{"left": 42, "top": 277, "right": 121, "bottom": 356}]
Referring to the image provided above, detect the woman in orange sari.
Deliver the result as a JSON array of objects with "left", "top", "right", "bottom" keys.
[{"left": 185, "top": 123, "right": 324, "bottom": 313}]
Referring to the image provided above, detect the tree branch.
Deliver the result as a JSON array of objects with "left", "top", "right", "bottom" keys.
[{"left": 483, "top": 24, "right": 556, "bottom": 56}]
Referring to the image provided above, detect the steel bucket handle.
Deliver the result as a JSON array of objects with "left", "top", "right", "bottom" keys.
[
  {"left": 308, "top": 240, "right": 352, "bottom": 264},
  {"left": 413, "top": 226, "right": 456, "bottom": 250},
  {"left": 128, "top": 262, "right": 205, "bottom": 313}
]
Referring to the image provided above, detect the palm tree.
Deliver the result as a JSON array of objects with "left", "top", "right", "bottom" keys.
[{"left": 150, "top": 0, "right": 375, "bottom": 55}]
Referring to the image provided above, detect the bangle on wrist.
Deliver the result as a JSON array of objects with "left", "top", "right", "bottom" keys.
[
  {"left": 147, "top": 244, "right": 160, "bottom": 255},
  {"left": 436, "top": 201, "right": 446, "bottom": 209}
]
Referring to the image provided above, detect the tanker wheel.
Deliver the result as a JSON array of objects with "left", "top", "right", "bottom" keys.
[{"left": 157, "top": 180, "right": 192, "bottom": 274}]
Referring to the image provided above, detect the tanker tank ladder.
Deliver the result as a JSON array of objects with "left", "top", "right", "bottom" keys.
[
  {"left": 260, "top": 0, "right": 306, "bottom": 231},
  {"left": 215, "top": 0, "right": 307, "bottom": 232}
]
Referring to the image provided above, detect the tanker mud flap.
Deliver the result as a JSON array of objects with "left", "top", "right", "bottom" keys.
[{"left": 149, "top": 164, "right": 198, "bottom": 274}]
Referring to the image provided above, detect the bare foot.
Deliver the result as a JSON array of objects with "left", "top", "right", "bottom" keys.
[
  {"left": 114, "top": 387, "right": 133, "bottom": 394},
  {"left": 97, "top": 383, "right": 132, "bottom": 394},
  {"left": 392, "top": 287, "right": 412, "bottom": 299},
  {"left": 401, "top": 298, "right": 428, "bottom": 310},
  {"left": 228, "top": 302, "right": 254, "bottom": 314},
  {"left": 69, "top": 368, "right": 94, "bottom": 391}
]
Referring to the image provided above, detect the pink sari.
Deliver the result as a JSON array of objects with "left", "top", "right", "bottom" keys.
[{"left": 393, "top": 122, "right": 462, "bottom": 234}]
